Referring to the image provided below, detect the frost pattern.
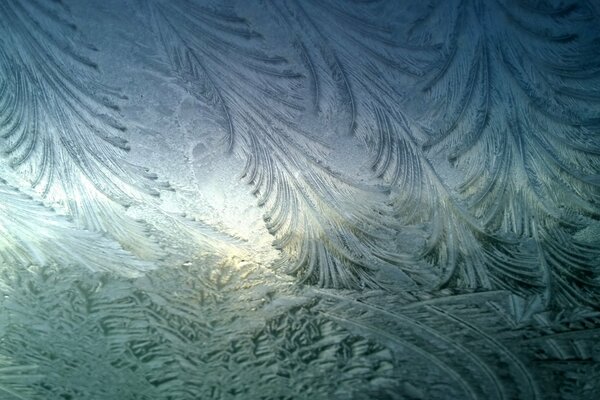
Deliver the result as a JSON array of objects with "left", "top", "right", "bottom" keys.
[
  {"left": 0, "top": 0, "right": 168, "bottom": 257},
  {"left": 401, "top": 0, "right": 600, "bottom": 307},
  {"left": 0, "top": 0, "right": 599, "bottom": 399},
  {"left": 139, "top": 0, "right": 433, "bottom": 289}
]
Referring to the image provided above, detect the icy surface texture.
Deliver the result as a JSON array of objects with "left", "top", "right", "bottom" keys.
[{"left": 0, "top": 0, "right": 599, "bottom": 399}]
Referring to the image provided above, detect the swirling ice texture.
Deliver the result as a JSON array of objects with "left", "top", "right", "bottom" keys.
[{"left": 0, "top": 0, "right": 599, "bottom": 399}]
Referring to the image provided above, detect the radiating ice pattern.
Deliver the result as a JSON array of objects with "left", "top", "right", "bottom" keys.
[{"left": 0, "top": 0, "right": 599, "bottom": 399}]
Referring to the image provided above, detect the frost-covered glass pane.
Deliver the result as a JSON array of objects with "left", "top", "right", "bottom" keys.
[{"left": 1, "top": 0, "right": 599, "bottom": 399}]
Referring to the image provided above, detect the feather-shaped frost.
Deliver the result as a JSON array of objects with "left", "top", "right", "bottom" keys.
[
  {"left": 261, "top": 0, "right": 546, "bottom": 302},
  {"left": 140, "top": 0, "right": 435, "bottom": 289},
  {"left": 0, "top": 0, "right": 169, "bottom": 258},
  {"left": 0, "top": 178, "right": 151, "bottom": 276},
  {"left": 397, "top": 0, "right": 600, "bottom": 308}
]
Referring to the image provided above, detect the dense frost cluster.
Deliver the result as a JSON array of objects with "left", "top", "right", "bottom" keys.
[{"left": 0, "top": 0, "right": 599, "bottom": 399}]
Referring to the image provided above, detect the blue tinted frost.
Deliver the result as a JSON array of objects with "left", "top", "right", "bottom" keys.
[{"left": 0, "top": 0, "right": 599, "bottom": 399}]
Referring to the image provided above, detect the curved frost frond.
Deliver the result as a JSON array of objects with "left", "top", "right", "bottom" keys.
[
  {"left": 262, "top": 0, "right": 537, "bottom": 299},
  {"left": 141, "top": 0, "right": 433, "bottom": 289},
  {"left": 0, "top": 0, "right": 169, "bottom": 257},
  {"left": 266, "top": 0, "right": 600, "bottom": 307},
  {"left": 315, "top": 289, "right": 544, "bottom": 400},
  {"left": 396, "top": 0, "right": 600, "bottom": 308},
  {"left": 317, "top": 288, "right": 599, "bottom": 399},
  {"left": 0, "top": 356, "right": 41, "bottom": 400},
  {"left": 0, "top": 179, "right": 152, "bottom": 276}
]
